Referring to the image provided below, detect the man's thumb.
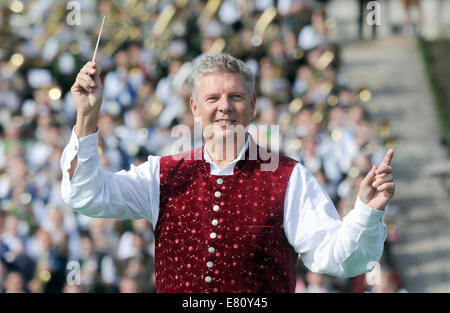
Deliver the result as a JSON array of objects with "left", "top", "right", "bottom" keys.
[
  {"left": 94, "top": 67, "right": 102, "bottom": 86},
  {"left": 361, "top": 165, "right": 376, "bottom": 187}
]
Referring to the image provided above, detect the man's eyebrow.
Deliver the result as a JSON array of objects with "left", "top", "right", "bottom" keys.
[
  {"left": 203, "top": 92, "right": 220, "bottom": 98},
  {"left": 202, "top": 89, "right": 246, "bottom": 98},
  {"left": 225, "top": 88, "right": 247, "bottom": 96}
]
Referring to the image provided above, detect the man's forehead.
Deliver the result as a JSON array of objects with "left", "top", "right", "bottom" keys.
[{"left": 197, "top": 72, "right": 247, "bottom": 91}]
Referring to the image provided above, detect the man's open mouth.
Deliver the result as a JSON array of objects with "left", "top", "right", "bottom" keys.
[{"left": 213, "top": 119, "right": 236, "bottom": 125}]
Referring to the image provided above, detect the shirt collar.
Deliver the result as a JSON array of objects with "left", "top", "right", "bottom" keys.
[{"left": 203, "top": 135, "right": 250, "bottom": 175}]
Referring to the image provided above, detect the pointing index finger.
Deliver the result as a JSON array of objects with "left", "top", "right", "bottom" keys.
[{"left": 381, "top": 149, "right": 394, "bottom": 167}]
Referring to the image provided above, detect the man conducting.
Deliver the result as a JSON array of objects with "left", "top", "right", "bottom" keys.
[{"left": 61, "top": 53, "right": 395, "bottom": 293}]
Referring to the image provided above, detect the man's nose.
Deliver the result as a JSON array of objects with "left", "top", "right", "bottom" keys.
[{"left": 217, "top": 95, "right": 232, "bottom": 112}]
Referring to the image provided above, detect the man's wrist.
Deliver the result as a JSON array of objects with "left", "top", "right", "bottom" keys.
[
  {"left": 352, "top": 196, "right": 386, "bottom": 226},
  {"left": 75, "top": 112, "right": 100, "bottom": 138}
]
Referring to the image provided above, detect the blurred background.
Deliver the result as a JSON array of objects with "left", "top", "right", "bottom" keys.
[{"left": 0, "top": 0, "right": 449, "bottom": 293}]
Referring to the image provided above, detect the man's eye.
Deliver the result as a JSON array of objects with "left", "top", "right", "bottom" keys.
[
  {"left": 207, "top": 97, "right": 218, "bottom": 102},
  {"left": 231, "top": 95, "right": 242, "bottom": 100}
]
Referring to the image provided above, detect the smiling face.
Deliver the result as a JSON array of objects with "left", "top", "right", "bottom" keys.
[{"left": 190, "top": 71, "right": 256, "bottom": 141}]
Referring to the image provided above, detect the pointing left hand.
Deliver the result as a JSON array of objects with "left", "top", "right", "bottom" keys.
[{"left": 358, "top": 149, "right": 395, "bottom": 210}]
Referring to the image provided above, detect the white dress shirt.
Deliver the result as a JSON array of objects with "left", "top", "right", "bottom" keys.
[{"left": 60, "top": 129, "right": 387, "bottom": 279}]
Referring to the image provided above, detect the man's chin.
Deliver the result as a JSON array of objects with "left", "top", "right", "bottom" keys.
[
  {"left": 204, "top": 124, "right": 247, "bottom": 142},
  {"left": 209, "top": 129, "right": 234, "bottom": 141}
]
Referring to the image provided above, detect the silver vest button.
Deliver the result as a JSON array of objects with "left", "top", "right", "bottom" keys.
[{"left": 214, "top": 191, "right": 221, "bottom": 198}]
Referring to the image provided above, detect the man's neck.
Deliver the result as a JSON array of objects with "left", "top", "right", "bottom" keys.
[{"left": 205, "top": 133, "right": 249, "bottom": 169}]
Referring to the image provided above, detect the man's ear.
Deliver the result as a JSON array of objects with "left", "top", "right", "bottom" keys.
[
  {"left": 190, "top": 97, "right": 198, "bottom": 117},
  {"left": 250, "top": 93, "right": 256, "bottom": 116}
]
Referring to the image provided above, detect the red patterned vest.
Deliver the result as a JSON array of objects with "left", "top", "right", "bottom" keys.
[{"left": 154, "top": 142, "right": 298, "bottom": 293}]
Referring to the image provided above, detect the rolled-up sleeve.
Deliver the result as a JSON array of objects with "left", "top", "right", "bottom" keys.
[
  {"left": 284, "top": 163, "right": 387, "bottom": 278},
  {"left": 60, "top": 128, "right": 160, "bottom": 224}
]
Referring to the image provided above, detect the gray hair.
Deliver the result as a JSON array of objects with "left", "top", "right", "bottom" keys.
[{"left": 190, "top": 53, "right": 255, "bottom": 99}]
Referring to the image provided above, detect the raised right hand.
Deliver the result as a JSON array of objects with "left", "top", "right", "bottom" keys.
[
  {"left": 358, "top": 149, "right": 395, "bottom": 211},
  {"left": 71, "top": 61, "right": 103, "bottom": 115}
]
